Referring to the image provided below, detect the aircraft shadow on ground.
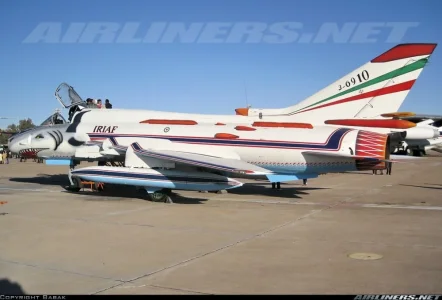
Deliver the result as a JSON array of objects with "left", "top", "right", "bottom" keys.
[
  {"left": 400, "top": 184, "right": 442, "bottom": 190},
  {"left": 226, "top": 182, "right": 328, "bottom": 198},
  {"left": 9, "top": 173, "right": 69, "bottom": 187},
  {"left": 63, "top": 187, "right": 210, "bottom": 205},
  {"left": 8, "top": 174, "right": 328, "bottom": 203},
  {"left": 339, "top": 171, "right": 375, "bottom": 176},
  {"left": 0, "top": 278, "right": 26, "bottom": 295},
  {"left": 8, "top": 174, "right": 209, "bottom": 204}
]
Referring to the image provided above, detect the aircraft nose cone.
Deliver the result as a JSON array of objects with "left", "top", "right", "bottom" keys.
[
  {"left": 8, "top": 134, "right": 30, "bottom": 154},
  {"left": 8, "top": 140, "right": 19, "bottom": 154}
]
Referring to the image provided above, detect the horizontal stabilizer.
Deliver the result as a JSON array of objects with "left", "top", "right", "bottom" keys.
[
  {"left": 381, "top": 112, "right": 416, "bottom": 118},
  {"left": 131, "top": 142, "right": 272, "bottom": 175}
]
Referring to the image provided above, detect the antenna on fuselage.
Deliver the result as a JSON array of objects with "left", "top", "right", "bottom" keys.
[{"left": 243, "top": 80, "right": 251, "bottom": 109}]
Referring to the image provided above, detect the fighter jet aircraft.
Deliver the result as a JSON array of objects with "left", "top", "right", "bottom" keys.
[
  {"left": 8, "top": 118, "right": 418, "bottom": 202},
  {"left": 53, "top": 43, "right": 439, "bottom": 156},
  {"left": 386, "top": 114, "right": 442, "bottom": 155}
]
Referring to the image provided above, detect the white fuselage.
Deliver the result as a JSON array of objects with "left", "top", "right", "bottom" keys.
[
  {"left": 72, "top": 108, "right": 441, "bottom": 150},
  {"left": 8, "top": 122, "right": 389, "bottom": 175},
  {"left": 76, "top": 108, "right": 440, "bottom": 136}
]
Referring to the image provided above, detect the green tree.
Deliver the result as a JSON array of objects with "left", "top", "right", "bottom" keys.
[
  {"left": 6, "top": 124, "right": 18, "bottom": 132},
  {"left": 0, "top": 131, "right": 10, "bottom": 145},
  {"left": 18, "top": 118, "right": 35, "bottom": 131}
]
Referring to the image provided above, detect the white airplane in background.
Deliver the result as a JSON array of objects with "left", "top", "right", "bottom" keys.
[
  {"left": 8, "top": 120, "right": 417, "bottom": 203},
  {"left": 53, "top": 43, "right": 440, "bottom": 156},
  {"left": 387, "top": 114, "right": 442, "bottom": 155}
]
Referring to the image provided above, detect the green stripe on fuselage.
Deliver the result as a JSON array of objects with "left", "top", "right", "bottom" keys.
[{"left": 292, "top": 58, "right": 429, "bottom": 114}]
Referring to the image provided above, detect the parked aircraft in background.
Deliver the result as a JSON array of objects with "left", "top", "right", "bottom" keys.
[
  {"left": 53, "top": 43, "right": 440, "bottom": 156},
  {"left": 388, "top": 114, "right": 442, "bottom": 155},
  {"left": 7, "top": 119, "right": 417, "bottom": 202}
]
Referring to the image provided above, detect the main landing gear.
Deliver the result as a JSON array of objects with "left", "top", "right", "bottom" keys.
[
  {"left": 146, "top": 189, "right": 173, "bottom": 203},
  {"left": 65, "top": 160, "right": 81, "bottom": 192},
  {"left": 271, "top": 182, "right": 281, "bottom": 189},
  {"left": 65, "top": 177, "right": 81, "bottom": 193}
]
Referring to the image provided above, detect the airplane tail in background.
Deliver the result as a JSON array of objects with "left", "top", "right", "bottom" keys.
[{"left": 235, "top": 43, "right": 437, "bottom": 122}]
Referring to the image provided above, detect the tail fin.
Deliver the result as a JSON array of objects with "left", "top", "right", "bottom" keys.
[{"left": 236, "top": 43, "right": 437, "bottom": 122}]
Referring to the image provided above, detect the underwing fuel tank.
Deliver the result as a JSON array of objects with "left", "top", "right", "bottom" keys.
[
  {"left": 402, "top": 127, "right": 440, "bottom": 140},
  {"left": 70, "top": 166, "right": 243, "bottom": 191}
]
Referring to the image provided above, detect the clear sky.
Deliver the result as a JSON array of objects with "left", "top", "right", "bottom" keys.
[{"left": 1, "top": 0, "right": 441, "bottom": 128}]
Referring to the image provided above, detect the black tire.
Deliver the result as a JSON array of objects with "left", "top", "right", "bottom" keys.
[
  {"left": 72, "top": 177, "right": 82, "bottom": 188},
  {"left": 149, "top": 191, "right": 167, "bottom": 202},
  {"left": 64, "top": 177, "right": 81, "bottom": 193},
  {"left": 148, "top": 190, "right": 173, "bottom": 203},
  {"left": 412, "top": 150, "right": 423, "bottom": 157},
  {"left": 64, "top": 186, "right": 81, "bottom": 193}
]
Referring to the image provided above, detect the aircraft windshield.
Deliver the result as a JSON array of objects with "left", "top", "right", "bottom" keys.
[{"left": 40, "top": 111, "right": 67, "bottom": 126}]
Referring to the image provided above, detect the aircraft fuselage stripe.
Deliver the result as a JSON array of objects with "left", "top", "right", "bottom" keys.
[{"left": 88, "top": 128, "right": 353, "bottom": 151}]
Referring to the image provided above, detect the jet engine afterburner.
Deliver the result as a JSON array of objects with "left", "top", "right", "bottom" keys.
[{"left": 354, "top": 130, "right": 390, "bottom": 171}]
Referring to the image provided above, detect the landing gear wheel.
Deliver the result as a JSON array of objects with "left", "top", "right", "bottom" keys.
[
  {"left": 412, "top": 150, "right": 423, "bottom": 157},
  {"left": 148, "top": 189, "right": 173, "bottom": 203},
  {"left": 65, "top": 177, "right": 81, "bottom": 193}
]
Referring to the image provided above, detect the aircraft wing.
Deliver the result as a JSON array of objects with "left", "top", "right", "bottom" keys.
[
  {"left": 398, "top": 114, "right": 442, "bottom": 125},
  {"left": 0, "top": 131, "right": 16, "bottom": 136},
  {"left": 130, "top": 142, "right": 272, "bottom": 175},
  {"left": 0, "top": 129, "right": 21, "bottom": 136},
  {"left": 400, "top": 114, "right": 442, "bottom": 120}
]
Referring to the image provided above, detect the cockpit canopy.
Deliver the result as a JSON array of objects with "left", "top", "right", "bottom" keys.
[
  {"left": 40, "top": 111, "right": 67, "bottom": 126},
  {"left": 55, "top": 83, "right": 85, "bottom": 108},
  {"left": 55, "top": 82, "right": 102, "bottom": 122}
]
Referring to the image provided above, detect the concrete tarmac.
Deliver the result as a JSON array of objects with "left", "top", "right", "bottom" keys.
[{"left": 0, "top": 154, "right": 441, "bottom": 295}]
